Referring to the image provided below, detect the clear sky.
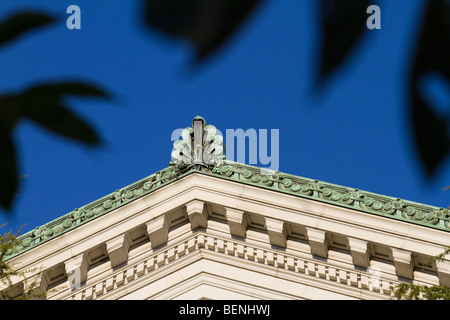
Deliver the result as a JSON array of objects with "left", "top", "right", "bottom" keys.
[{"left": 1, "top": 0, "right": 449, "bottom": 235}]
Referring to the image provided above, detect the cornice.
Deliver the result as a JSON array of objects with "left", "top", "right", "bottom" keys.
[
  {"left": 202, "top": 162, "right": 450, "bottom": 231},
  {"left": 60, "top": 232, "right": 394, "bottom": 300},
  {"left": 6, "top": 162, "right": 450, "bottom": 261}
]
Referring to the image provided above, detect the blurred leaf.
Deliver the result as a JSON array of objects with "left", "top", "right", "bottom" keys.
[
  {"left": 143, "top": 0, "right": 262, "bottom": 61},
  {"left": 23, "top": 82, "right": 109, "bottom": 99},
  {"left": 0, "top": 95, "right": 22, "bottom": 131},
  {"left": 0, "top": 81, "right": 108, "bottom": 210},
  {"left": 317, "top": 0, "right": 369, "bottom": 82},
  {"left": 0, "top": 130, "right": 17, "bottom": 211},
  {"left": 410, "top": 0, "right": 450, "bottom": 175},
  {"left": 411, "top": 0, "right": 450, "bottom": 81},
  {"left": 0, "top": 12, "right": 55, "bottom": 48},
  {"left": 22, "top": 100, "right": 100, "bottom": 146},
  {"left": 16, "top": 82, "right": 109, "bottom": 145},
  {"left": 411, "top": 92, "right": 450, "bottom": 176}
]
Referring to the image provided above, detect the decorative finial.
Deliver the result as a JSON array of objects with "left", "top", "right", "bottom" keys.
[{"left": 171, "top": 116, "right": 224, "bottom": 172}]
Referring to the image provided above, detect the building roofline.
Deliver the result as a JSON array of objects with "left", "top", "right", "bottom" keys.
[
  {"left": 5, "top": 115, "right": 450, "bottom": 259},
  {"left": 5, "top": 159, "right": 450, "bottom": 260}
]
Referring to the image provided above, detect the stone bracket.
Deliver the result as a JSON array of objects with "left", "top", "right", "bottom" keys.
[
  {"left": 226, "top": 207, "right": 247, "bottom": 238},
  {"left": 348, "top": 237, "right": 370, "bottom": 268},
  {"left": 186, "top": 200, "right": 207, "bottom": 229},
  {"left": 306, "top": 227, "right": 328, "bottom": 258},
  {"left": 392, "top": 248, "right": 414, "bottom": 279},
  {"left": 64, "top": 253, "right": 88, "bottom": 290},
  {"left": 106, "top": 233, "right": 131, "bottom": 269},
  {"left": 436, "top": 260, "right": 450, "bottom": 287},
  {"left": 146, "top": 214, "right": 170, "bottom": 249},
  {"left": 22, "top": 272, "right": 48, "bottom": 298},
  {"left": 265, "top": 217, "right": 287, "bottom": 248}
]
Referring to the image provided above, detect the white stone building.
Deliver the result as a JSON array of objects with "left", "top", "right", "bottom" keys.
[{"left": 2, "top": 117, "right": 450, "bottom": 300}]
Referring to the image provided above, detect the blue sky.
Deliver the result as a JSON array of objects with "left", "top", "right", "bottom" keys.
[{"left": 1, "top": 0, "right": 449, "bottom": 234}]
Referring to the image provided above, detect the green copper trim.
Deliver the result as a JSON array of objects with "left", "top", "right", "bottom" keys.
[
  {"left": 4, "top": 166, "right": 180, "bottom": 260},
  {"left": 4, "top": 160, "right": 450, "bottom": 260},
  {"left": 207, "top": 162, "right": 450, "bottom": 231}
]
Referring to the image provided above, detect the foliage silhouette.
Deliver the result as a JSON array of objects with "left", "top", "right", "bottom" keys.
[
  {"left": 317, "top": 0, "right": 369, "bottom": 82},
  {"left": 143, "top": 0, "right": 450, "bottom": 177},
  {"left": 0, "top": 11, "right": 55, "bottom": 47},
  {"left": 0, "top": 12, "right": 109, "bottom": 210},
  {"left": 1, "top": 1, "right": 449, "bottom": 212},
  {"left": 143, "top": 0, "right": 263, "bottom": 62},
  {"left": 409, "top": 0, "right": 450, "bottom": 176}
]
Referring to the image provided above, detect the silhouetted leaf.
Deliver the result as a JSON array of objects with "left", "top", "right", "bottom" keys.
[
  {"left": 317, "top": 0, "right": 369, "bottom": 82},
  {"left": 144, "top": 0, "right": 262, "bottom": 61},
  {"left": 410, "top": 0, "right": 450, "bottom": 175},
  {"left": 17, "top": 82, "right": 108, "bottom": 145},
  {"left": 411, "top": 0, "right": 450, "bottom": 81},
  {"left": 0, "top": 12, "right": 55, "bottom": 48},
  {"left": 0, "top": 130, "right": 17, "bottom": 210},
  {"left": 0, "top": 81, "right": 108, "bottom": 211},
  {"left": 22, "top": 100, "right": 100, "bottom": 146},
  {"left": 411, "top": 92, "right": 450, "bottom": 176},
  {"left": 0, "top": 81, "right": 108, "bottom": 147},
  {"left": 0, "top": 95, "right": 22, "bottom": 131},
  {"left": 23, "top": 82, "right": 108, "bottom": 99}
]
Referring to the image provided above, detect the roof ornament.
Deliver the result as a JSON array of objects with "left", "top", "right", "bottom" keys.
[{"left": 170, "top": 116, "right": 225, "bottom": 172}]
